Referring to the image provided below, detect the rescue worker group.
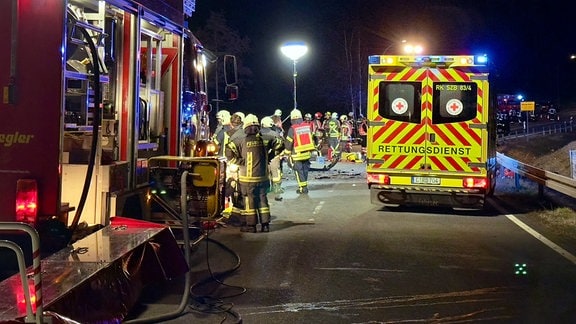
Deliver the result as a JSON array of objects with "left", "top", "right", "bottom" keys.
[{"left": 211, "top": 108, "right": 368, "bottom": 233}]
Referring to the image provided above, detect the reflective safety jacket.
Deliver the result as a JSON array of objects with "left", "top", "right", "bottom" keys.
[
  {"left": 225, "top": 131, "right": 274, "bottom": 184},
  {"left": 284, "top": 121, "right": 315, "bottom": 160},
  {"left": 328, "top": 119, "right": 341, "bottom": 139},
  {"left": 260, "top": 127, "right": 285, "bottom": 158},
  {"left": 312, "top": 119, "right": 324, "bottom": 138},
  {"left": 341, "top": 121, "right": 351, "bottom": 138},
  {"left": 212, "top": 124, "right": 231, "bottom": 156},
  {"left": 358, "top": 120, "right": 368, "bottom": 136}
]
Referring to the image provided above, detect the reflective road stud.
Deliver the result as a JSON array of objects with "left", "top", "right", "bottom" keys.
[{"left": 514, "top": 263, "right": 528, "bottom": 275}]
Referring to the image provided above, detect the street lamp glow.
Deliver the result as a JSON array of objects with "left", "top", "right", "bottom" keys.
[
  {"left": 281, "top": 42, "right": 308, "bottom": 61},
  {"left": 281, "top": 41, "right": 308, "bottom": 109}
]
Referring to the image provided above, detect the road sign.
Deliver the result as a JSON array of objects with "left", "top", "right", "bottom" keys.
[
  {"left": 520, "top": 101, "right": 535, "bottom": 111},
  {"left": 571, "top": 150, "right": 576, "bottom": 179}
]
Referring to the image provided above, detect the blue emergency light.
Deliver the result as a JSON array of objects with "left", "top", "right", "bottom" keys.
[
  {"left": 368, "top": 55, "right": 380, "bottom": 64},
  {"left": 475, "top": 55, "right": 488, "bottom": 65}
]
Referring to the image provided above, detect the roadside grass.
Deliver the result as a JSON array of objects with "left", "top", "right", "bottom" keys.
[
  {"left": 497, "top": 131, "right": 576, "bottom": 240},
  {"left": 497, "top": 133, "right": 576, "bottom": 167},
  {"left": 537, "top": 207, "right": 576, "bottom": 236}
]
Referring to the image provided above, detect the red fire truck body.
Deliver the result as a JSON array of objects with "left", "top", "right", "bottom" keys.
[
  {"left": 0, "top": 1, "right": 224, "bottom": 322},
  {"left": 0, "top": 0, "right": 210, "bottom": 226}
]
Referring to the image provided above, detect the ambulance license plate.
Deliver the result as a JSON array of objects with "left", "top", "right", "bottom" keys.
[{"left": 411, "top": 176, "right": 441, "bottom": 185}]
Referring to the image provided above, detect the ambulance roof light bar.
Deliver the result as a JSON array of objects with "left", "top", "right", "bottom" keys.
[{"left": 368, "top": 54, "right": 488, "bottom": 68}]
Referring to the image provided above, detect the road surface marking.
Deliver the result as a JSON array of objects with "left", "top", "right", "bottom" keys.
[
  {"left": 505, "top": 214, "right": 576, "bottom": 265},
  {"left": 312, "top": 201, "right": 324, "bottom": 214},
  {"left": 492, "top": 200, "right": 576, "bottom": 265}
]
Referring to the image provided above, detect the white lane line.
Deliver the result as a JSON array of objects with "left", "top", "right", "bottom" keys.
[
  {"left": 492, "top": 200, "right": 576, "bottom": 265},
  {"left": 505, "top": 214, "right": 576, "bottom": 265},
  {"left": 312, "top": 201, "right": 324, "bottom": 214}
]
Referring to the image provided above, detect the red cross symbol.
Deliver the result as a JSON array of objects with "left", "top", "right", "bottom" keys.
[
  {"left": 446, "top": 99, "right": 462, "bottom": 115},
  {"left": 449, "top": 102, "right": 460, "bottom": 112},
  {"left": 391, "top": 98, "right": 408, "bottom": 114}
]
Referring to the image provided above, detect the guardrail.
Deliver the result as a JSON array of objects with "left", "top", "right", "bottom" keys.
[
  {"left": 498, "top": 120, "right": 574, "bottom": 139},
  {"left": 497, "top": 152, "right": 576, "bottom": 199}
]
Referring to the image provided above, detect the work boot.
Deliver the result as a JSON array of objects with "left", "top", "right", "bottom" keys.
[
  {"left": 296, "top": 186, "right": 309, "bottom": 194},
  {"left": 261, "top": 223, "right": 269, "bottom": 232},
  {"left": 241, "top": 225, "right": 257, "bottom": 233},
  {"left": 273, "top": 183, "right": 284, "bottom": 194}
]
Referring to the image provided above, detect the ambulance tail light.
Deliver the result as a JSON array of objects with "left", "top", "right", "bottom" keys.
[
  {"left": 463, "top": 177, "right": 488, "bottom": 189},
  {"left": 367, "top": 173, "right": 390, "bottom": 185},
  {"left": 15, "top": 179, "right": 38, "bottom": 225}
]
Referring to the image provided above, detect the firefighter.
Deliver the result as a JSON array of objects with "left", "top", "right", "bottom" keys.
[
  {"left": 303, "top": 113, "right": 314, "bottom": 132},
  {"left": 225, "top": 111, "right": 246, "bottom": 222},
  {"left": 228, "top": 112, "right": 245, "bottom": 142},
  {"left": 327, "top": 112, "right": 341, "bottom": 161},
  {"left": 284, "top": 109, "right": 316, "bottom": 194},
  {"left": 358, "top": 114, "right": 368, "bottom": 159},
  {"left": 340, "top": 114, "right": 352, "bottom": 153},
  {"left": 322, "top": 111, "right": 332, "bottom": 133},
  {"left": 225, "top": 114, "right": 277, "bottom": 233},
  {"left": 270, "top": 109, "right": 284, "bottom": 136},
  {"left": 312, "top": 111, "right": 324, "bottom": 149},
  {"left": 260, "top": 116, "right": 285, "bottom": 201},
  {"left": 212, "top": 109, "right": 231, "bottom": 156}
]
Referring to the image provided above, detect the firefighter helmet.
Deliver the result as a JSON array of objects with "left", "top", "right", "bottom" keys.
[
  {"left": 304, "top": 113, "right": 312, "bottom": 120},
  {"left": 314, "top": 112, "right": 322, "bottom": 119},
  {"left": 325, "top": 111, "right": 331, "bottom": 119},
  {"left": 233, "top": 111, "right": 245, "bottom": 121},
  {"left": 261, "top": 116, "right": 274, "bottom": 128},
  {"left": 331, "top": 112, "right": 338, "bottom": 119},
  {"left": 290, "top": 109, "right": 303, "bottom": 119},
  {"left": 340, "top": 115, "right": 347, "bottom": 122},
  {"left": 216, "top": 110, "right": 231, "bottom": 124},
  {"left": 274, "top": 109, "right": 282, "bottom": 117},
  {"left": 243, "top": 114, "right": 259, "bottom": 129}
]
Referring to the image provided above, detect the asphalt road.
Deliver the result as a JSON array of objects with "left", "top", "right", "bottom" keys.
[{"left": 126, "top": 162, "right": 576, "bottom": 323}]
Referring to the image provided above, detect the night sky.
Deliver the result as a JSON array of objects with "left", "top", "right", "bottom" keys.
[{"left": 190, "top": 0, "right": 576, "bottom": 117}]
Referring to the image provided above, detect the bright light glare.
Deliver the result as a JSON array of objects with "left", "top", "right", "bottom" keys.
[
  {"left": 403, "top": 44, "right": 424, "bottom": 54},
  {"left": 476, "top": 55, "right": 488, "bottom": 64},
  {"left": 281, "top": 42, "right": 308, "bottom": 61}
]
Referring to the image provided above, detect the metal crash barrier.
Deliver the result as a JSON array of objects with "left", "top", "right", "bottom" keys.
[{"left": 497, "top": 152, "right": 576, "bottom": 199}]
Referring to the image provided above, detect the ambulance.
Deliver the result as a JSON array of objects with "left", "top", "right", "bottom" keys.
[{"left": 366, "top": 55, "right": 496, "bottom": 209}]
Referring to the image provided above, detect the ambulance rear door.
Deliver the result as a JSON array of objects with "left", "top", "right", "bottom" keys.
[{"left": 367, "top": 56, "right": 489, "bottom": 188}]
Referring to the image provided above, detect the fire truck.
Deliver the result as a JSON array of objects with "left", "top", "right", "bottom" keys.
[
  {"left": 0, "top": 0, "right": 230, "bottom": 322},
  {"left": 366, "top": 55, "right": 497, "bottom": 209}
]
